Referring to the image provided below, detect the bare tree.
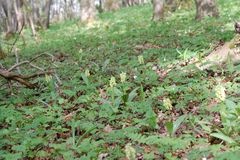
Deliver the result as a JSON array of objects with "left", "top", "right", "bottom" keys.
[
  {"left": 103, "top": 0, "right": 121, "bottom": 12},
  {"left": 152, "top": 0, "right": 164, "bottom": 21},
  {"left": 30, "top": 0, "right": 52, "bottom": 29},
  {"left": 122, "top": 0, "right": 147, "bottom": 7},
  {"left": 42, "top": 0, "right": 52, "bottom": 29},
  {"left": 0, "top": 0, "right": 18, "bottom": 34},
  {"left": 13, "top": 0, "right": 25, "bottom": 32},
  {"left": 195, "top": 0, "right": 219, "bottom": 20},
  {"left": 22, "top": 1, "right": 37, "bottom": 37},
  {"left": 80, "top": 0, "right": 96, "bottom": 22},
  {"left": 166, "top": 0, "right": 174, "bottom": 5},
  {"left": 0, "top": 43, "right": 5, "bottom": 60}
]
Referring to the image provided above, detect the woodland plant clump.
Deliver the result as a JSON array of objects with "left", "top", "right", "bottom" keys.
[{"left": 1, "top": 0, "right": 240, "bottom": 159}]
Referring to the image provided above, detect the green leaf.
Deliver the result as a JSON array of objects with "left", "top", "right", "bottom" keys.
[
  {"left": 81, "top": 73, "right": 89, "bottom": 86},
  {"left": 172, "top": 115, "right": 186, "bottom": 136},
  {"left": 63, "top": 90, "right": 76, "bottom": 97},
  {"left": 144, "top": 152, "right": 155, "bottom": 160},
  {"left": 128, "top": 87, "right": 139, "bottom": 102},
  {"left": 58, "top": 98, "right": 65, "bottom": 104},
  {"left": 2, "top": 153, "right": 22, "bottom": 160},
  {"left": 102, "top": 59, "right": 110, "bottom": 72},
  {"left": 145, "top": 109, "right": 157, "bottom": 129},
  {"left": 165, "top": 122, "right": 173, "bottom": 136},
  {"left": 225, "top": 99, "right": 236, "bottom": 110},
  {"left": 166, "top": 115, "right": 187, "bottom": 136},
  {"left": 210, "top": 132, "right": 236, "bottom": 144},
  {"left": 12, "top": 145, "right": 26, "bottom": 152},
  {"left": 140, "top": 85, "right": 145, "bottom": 101},
  {"left": 0, "top": 129, "right": 10, "bottom": 136},
  {"left": 114, "top": 87, "right": 123, "bottom": 97}
]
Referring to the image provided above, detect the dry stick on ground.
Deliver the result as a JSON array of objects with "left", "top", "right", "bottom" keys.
[
  {"left": 0, "top": 68, "right": 53, "bottom": 89},
  {"left": 8, "top": 53, "right": 54, "bottom": 72},
  {"left": 8, "top": 25, "right": 25, "bottom": 54},
  {"left": 0, "top": 53, "right": 55, "bottom": 89},
  {"left": 0, "top": 23, "right": 56, "bottom": 89},
  {"left": 14, "top": 48, "right": 21, "bottom": 73}
]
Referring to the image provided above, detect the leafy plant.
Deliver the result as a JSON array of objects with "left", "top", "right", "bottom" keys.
[{"left": 165, "top": 115, "right": 187, "bottom": 137}]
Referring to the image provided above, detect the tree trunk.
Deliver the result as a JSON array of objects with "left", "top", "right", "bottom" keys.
[
  {"left": 195, "top": 0, "right": 219, "bottom": 20},
  {"left": 13, "top": 0, "right": 25, "bottom": 32},
  {"left": 122, "top": 0, "right": 129, "bottom": 7},
  {"left": 42, "top": 0, "right": 52, "bottom": 29},
  {"left": 166, "top": 0, "right": 174, "bottom": 5},
  {"left": 103, "top": 0, "right": 121, "bottom": 12},
  {"left": 80, "top": 0, "right": 96, "bottom": 22},
  {"left": 1, "top": 0, "right": 18, "bottom": 33},
  {"left": 0, "top": 43, "right": 5, "bottom": 60},
  {"left": 23, "top": 0, "right": 36, "bottom": 37},
  {"left": 152, "top": 0, "right": 164, "bottom": 21}
]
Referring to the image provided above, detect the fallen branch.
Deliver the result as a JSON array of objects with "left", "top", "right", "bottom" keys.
[
  {"left": 0, "top": 69, "right": 53, "bottom": 89},
  {"left": 8, "top": 52, "right": 54, "bottom": 72}
]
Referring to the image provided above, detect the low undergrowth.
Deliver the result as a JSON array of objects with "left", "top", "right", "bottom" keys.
[{"left": 1, "top": 0, "right": 240, "bottom": 159}]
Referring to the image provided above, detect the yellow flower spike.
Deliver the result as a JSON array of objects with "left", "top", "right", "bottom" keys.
[
  {"left": 215, "top": 84, "right": 226, "bottom": 102},
  {"left": 45, "top": 74, "right": 52, "bottom": 83},
  {"left": 109, "top": 76, "right": 117, "bottom": 88},
  {"left": 85, "top": 69, "right": 90, "bottom": 77},
  {"left": 138, "top": 55, "right": 144, "bottom": 64},
  {"left": 163, "top": 98, "right": 173, "bottom": 110},
  {"left": 125, "top": 143, "right": 136, "bottom": 160},
  {"left": 78, "top": 49, "right": 83, "bottom": 54},
  {"left": 120, "top": 72, "right": 127, "bottom": 83}
]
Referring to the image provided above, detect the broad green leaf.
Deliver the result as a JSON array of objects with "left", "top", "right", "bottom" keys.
[
  {"left": 128, "top": 87, "right": 139, "bottom": 102},
  {"left": 102, "top": 59, "right": 110, "bottom": 72},
  {"left": 114, "top": 87, "right": 123, "bottom": 96},
  {"left": 145, "top": 109, "right": 157, "bottom": 129},
  {"left": 165, "top": 122, "right": 173, "bottom": 136},
  {"left": 211, "top": 132, "right": 236, "bottom": 144},
  {"left": 81, "top": 73, "right": 89, "bottom": 86},
  {"left": 63, "top": 90, "right": 76, "bottom": 97},
  {"left": 225, "top": 99, "right": 236, "bottom": 110},
  {"left": 172, "top": 115, "right": 187, "bottom": 136}
]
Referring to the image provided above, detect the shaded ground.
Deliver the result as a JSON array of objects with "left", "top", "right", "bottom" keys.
[{"left": 0, "top": 0, "right": 240, "bottom": 159}]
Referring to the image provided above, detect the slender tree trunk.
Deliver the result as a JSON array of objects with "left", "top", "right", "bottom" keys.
[
  {"left": 29, "top": 15, "right": 36, "bottom": 37},
  {"left": 80, "top": 0, "right": 96, "bottom": 22},
  {"left": 2, "top": 0, "right": 18, "bottom": 34},
  {"left": 152, "top": 0, "right": 164, "bottom": 21},
  {"left": 122, "top": 0, "right": 129, "bottom": 7},
  {"left": 99, "top": 0, "right": 103, "bottom": 10},
  {"left": 103, "top": 0, "right": 121, "bottom": 12},
  {"left": 0, "top": 0, "right": 25, "bottom": 34},
  {"left": 166, "top": 0, "right": 174, "bottom": 5},
  {"left": 13, "top": 0, "right": 25, "bottom": 32},
  {"left": 68, "top": 0, "right": 74, "bottom": 20},
  {"left": 195, "top": 0, "right": 219, "bottom": 20},
  {"left": 23, "top": 0, "right": 36, "bottom": 37},
  {"left": 0, "top": 43, "right": 5, "bottom": 59},
  {"left": 122, "top": 0, "right": 132, "bottom": 7},
  {"left": 42, "top": 0, "right": 52, "bottom": 29},
  {"left": 166, "top": 0, "right": 177, "bottom": 11}
]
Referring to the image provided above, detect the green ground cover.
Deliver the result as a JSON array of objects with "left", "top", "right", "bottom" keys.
[{"left": 1, "top": 0, "right": 240, "bottom": 159}]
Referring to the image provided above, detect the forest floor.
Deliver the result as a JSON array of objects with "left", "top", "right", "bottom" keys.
[{"left": 1, "top": 0, "right": 240, "bottom": 159}]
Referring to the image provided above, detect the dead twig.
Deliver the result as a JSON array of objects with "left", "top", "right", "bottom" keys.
[
  {"left": 0, "top": 69, "right": 53, "bottom": 89},
  {"left": 14, "top": 47, "right": 21, "bottom": 74},
  {"left": 1, "top": 50, "right": 61, "bottom": 89},
  {"left": 8, "top": 52, "right": 54, "bottom": 72},
  {"left": 9, "top": 25, "right": 24, "bottom": 54}
]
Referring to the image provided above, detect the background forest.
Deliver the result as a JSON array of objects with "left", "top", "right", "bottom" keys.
[{"left": 0, "top": 0, "right": 240, "bottom": 159}]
